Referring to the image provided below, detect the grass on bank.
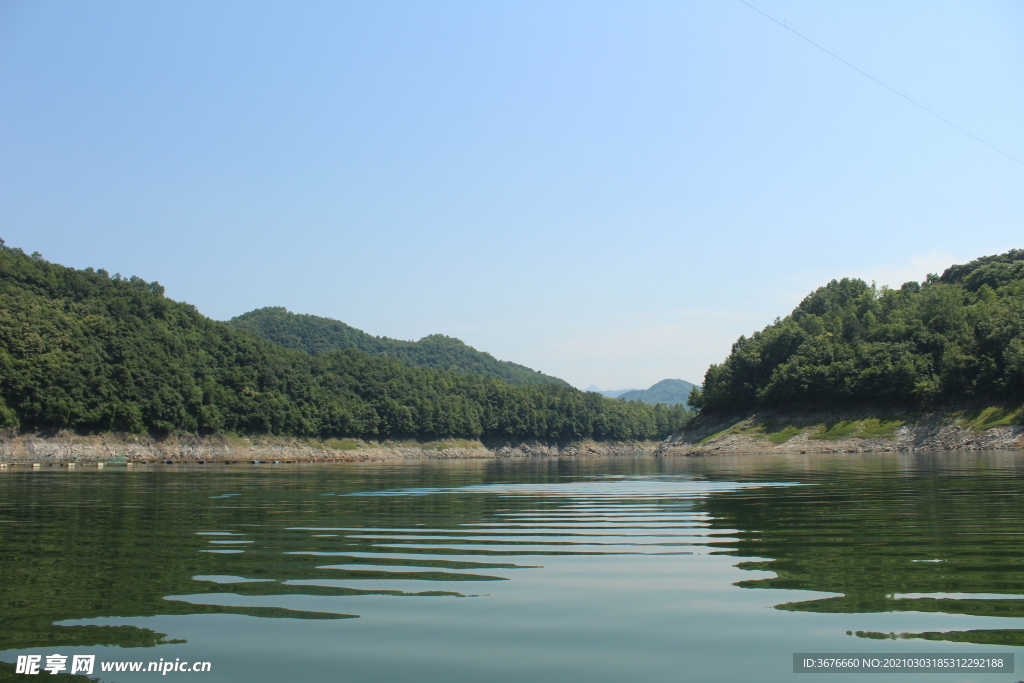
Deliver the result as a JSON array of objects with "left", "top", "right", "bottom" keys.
[
  {"left": 418, "top": 439, "right": 482, "bottom": 451},
  {"left": 957, "top": 406, "right": 1024, "bottom": 431},
  {"left": 223, "top": 434, "right": 249, "bottom": 449},
  {"left": 695, "top": 415, "right": 905, "bottom": 446},
  {"left": 697, "top": 419, "right": 809, "bottom": 446},
  {"left": 810, "top": 417, "right": 903, "bottom": 440},
  {"left": 759, "top": 424, "right": 805, "bottom": 444}
]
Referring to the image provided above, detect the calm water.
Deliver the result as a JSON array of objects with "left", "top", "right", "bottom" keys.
[{"left": 2, "top": 453, "right": 1023, "bottom": 682}]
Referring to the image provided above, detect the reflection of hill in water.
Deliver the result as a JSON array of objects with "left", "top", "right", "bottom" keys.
[
  {"left": 2, "top": 452, "right": 1023, "bottom": 670},
  {"left": 0, "top": 464, "right": 517, "bottom": 652},
  {"left": 694, "top": 452, "right": 1024, "bottom": 646},
  {"left": 0, "top": 459, "right": 716, "bottom": 655}
]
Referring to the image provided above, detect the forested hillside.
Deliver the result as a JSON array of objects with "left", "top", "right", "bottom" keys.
[
  {"left": 619, "top": 379, "right": 697, "bottom": 406},
  {"left": 689, "top": 250, "right": 1024, "bottom": 414},
  {"left": 0, "top": 241, "right": 689, "bottom": 440},
  {"left": 228, "top": 307, "right": 568, "bottom": 386}
]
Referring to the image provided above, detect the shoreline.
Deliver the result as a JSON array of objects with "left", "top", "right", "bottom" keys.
[
  {"left": 0, "top": 432, "right": 660, "bottom": 464},
  {"left": 657, "top": 407, "right": 1024, "bottom": 456},
  {"left": 5, "top": 408, "right": 1023, "bottom": 464}
]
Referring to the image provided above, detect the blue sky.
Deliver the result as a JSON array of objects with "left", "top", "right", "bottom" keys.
[{"left": 2, "top": 0, "right": 1022, "bottom": 390}]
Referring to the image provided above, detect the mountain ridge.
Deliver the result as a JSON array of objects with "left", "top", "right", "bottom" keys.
[
  {"left": 227, "top": 307, "right": 569, "bottom": 387},
  {"left": 619, "top": 379, "right": 697, "bottom": 406},
  {"left": 585, "top": 385, "right": 638, "bottom": 399},
  {"left": 0, "top": 240, "right": 691, "bottom": 441}
]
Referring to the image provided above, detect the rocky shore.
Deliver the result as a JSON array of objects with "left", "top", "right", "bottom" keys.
[
  {"left": 0, "top": 432, "right": 659, "bottom": 464},
  {"left": 657, "top": 407, "right": 1024, "bottom": 456},
  {"left": 5, "top": 410, "right": 1020, "bottom": 465}
]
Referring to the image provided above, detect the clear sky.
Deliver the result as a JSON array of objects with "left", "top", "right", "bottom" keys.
[{"left": 2, "top": 1, "right": 1022, "bottom": 391}]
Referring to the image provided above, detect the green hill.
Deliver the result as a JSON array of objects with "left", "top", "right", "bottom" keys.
[
  {"left": 619, "top": 379, "right": 698, "bottom": 406},
  {"left": 227, "top": 307, "right": 568, "bottom": 386},
  {"left": 689, "top": 250, "right": 1024, "bottom": 414},
  {"left": 0, "top": 240, "right": 689, "bottom": 441}
]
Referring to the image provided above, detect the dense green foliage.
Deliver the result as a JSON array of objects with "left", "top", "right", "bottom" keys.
[
  {"left": 689, "top": 250, "right": 1024, "bottom": 414},
  {"left": 0, "top": 242, "right": 688, "bottom": 440},
  {"left": 228, "top": 307, "right": 569, "bottom": 386},
  {"left": 618, "top": 379, "right": 697, "bottom": 406}
]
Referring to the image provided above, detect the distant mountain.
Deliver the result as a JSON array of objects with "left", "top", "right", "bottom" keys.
[
  {"left": 585, "top": 385, "right": 639, "bottom": 399},
  {"left": 228, "top": 307, "right": 569, "bottom": 387},
  {"left": 619, "top": 379, "right": 698, "bottom": 406}
]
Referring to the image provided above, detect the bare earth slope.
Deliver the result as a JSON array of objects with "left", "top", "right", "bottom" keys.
[
  {"left": 0, "top": 434, "right": 658, "bottom": 463},
  {"left": 657, "top": 407, "right": 1024, "bottom": 456}
]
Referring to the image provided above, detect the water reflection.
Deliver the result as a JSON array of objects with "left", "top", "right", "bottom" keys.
[
  {"left": 692, "top": 451, "right": 1024, "bottom": 646},
  {"left": 1, "top": 453, "right": 1022, "bottom": 681},
  {"left": 0, "top": 461, "right": 750, "bottom": 657}
]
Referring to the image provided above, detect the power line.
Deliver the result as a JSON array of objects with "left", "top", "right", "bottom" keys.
[{"left": 737, "top": 0, "right": 1024, "bottom": 167}]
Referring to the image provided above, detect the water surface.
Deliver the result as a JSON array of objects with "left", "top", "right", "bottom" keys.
[{"left": 1, "top": 452, "right": 1022, "bottom": 682}]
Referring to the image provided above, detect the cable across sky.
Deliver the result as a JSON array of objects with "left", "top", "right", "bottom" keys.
[{"left": 738, "top": 0, "right": 1024, "bottom": 168}]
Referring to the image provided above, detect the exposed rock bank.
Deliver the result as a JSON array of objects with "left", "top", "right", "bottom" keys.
[
  {"left": 0, "top": 432, "right": 658, "bottom": 464},
  {"left": 657, "top": 407, "right": 1024, "bottom": 456}
]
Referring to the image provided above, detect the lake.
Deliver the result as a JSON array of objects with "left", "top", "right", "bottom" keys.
[{"left": 2, "top": 452, "right": 1023, "bottom": 682}]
